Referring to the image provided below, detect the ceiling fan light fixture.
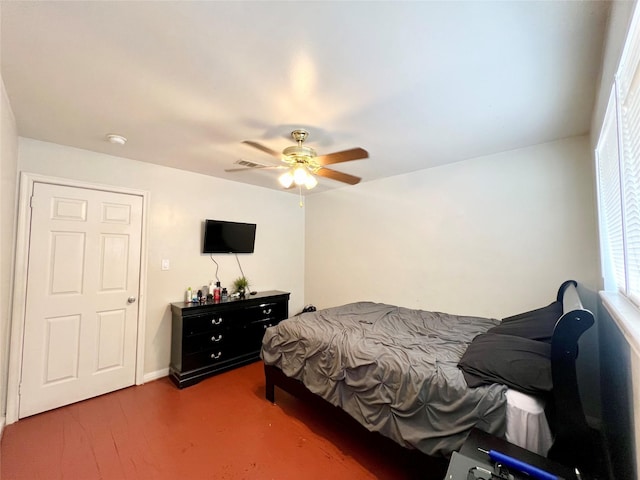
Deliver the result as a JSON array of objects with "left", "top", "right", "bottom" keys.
[
  {"left": 240, "top": 128, "right": 367, "bottom": 193},
  {"left": 278, "top": 171, "right": 294, "bottom": 188},
  {"left": 304, "top": 173, "right": 318, "bottom": 190},
  {"left": 293, "top": 165, "right": 310, "bottom": 186},
  {"left": 283, "top": 145, "right": 316, "bottom": 158}
]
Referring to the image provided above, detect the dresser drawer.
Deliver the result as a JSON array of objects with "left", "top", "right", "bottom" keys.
[
  {"left": 183, "top": 302, "right": 285, "bottom": 337},
  {"left": 182, "top": 311, "right": 239, "bottom": 336},
  {"left": 235, "top": 318, "right": 281, "bottom": 356},
  {"left": 182, "top": 329, "right": 231, "bottom": 355},
  {"left": 182, "top": 347, "right": 233, "bottom": 372},
  {"left": 243, "top": 301, "right": 287, "bottom": 322}
]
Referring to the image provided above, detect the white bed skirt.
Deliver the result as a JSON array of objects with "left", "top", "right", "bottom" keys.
[{"left": 504, "top": 389, "right": 554, "bottom": 456}]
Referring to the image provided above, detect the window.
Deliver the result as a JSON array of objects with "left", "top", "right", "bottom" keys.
[{"left": 596, "top": 4, "right": 640, "bottom": 308}]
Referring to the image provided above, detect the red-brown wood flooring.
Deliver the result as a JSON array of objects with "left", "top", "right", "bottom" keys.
[{"left": 1, "top": 361, "right": 448, "bottom": 479}]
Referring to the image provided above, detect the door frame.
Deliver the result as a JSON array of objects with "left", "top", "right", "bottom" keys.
[{"left": 6, "top": 172, "right": 149, "bottom": 424}]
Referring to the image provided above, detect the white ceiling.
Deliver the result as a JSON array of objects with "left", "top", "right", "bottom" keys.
[{"left": 1, "top": 1, "right": 610, "bottom": 194}]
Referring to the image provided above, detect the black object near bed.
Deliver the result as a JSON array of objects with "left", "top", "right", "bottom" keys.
[{"left": 261, "top": 280, "right": 603, "bottom": 476}]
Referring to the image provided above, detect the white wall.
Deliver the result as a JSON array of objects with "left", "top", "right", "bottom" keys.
[
  {"left": 1, "top": 76, "right": 19, "bottom": 433},
  {"left": 305, "top": 136, "right": 599, "bottom": 318},
  {"left": 17, "top": 138, "right": 305, "bottom": 376},
  {"left": 305, "top": 134, "right": 602, "bottom": 421}
]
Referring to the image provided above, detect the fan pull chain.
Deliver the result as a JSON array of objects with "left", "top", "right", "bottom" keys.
[{"left": 299, "top": 186, "right": 304, "bottom": 207}]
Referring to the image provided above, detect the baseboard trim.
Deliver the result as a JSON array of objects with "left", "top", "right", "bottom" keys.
[{"left": 143, "top": 368, "right": 169, "bottom": 383}]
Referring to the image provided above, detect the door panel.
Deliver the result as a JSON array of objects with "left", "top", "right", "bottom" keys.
[
  {"left": 44, "top": 314, "right": 81, "bottom": 384},
  {"left": 101, "top": 234, "right": 129, "bottom": 289},
  {"left": 50, "top": 232, "right": 85, "bottom": 294},
  {"left": 19, "top": 182, "right": 143, "bottom": 418},
  {"left": 95, "top": 309, "right": 126, "bottom": 372}
]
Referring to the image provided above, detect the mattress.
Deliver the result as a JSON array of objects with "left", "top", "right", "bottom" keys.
[
  {"left": 262, "top": 301, "right": 509, "bottom": 457},
  {"left": 505, "top": 388, "right": 554, "bottom": 455}
]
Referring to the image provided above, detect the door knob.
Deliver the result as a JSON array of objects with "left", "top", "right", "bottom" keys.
[{"left": 127, "top": 296, "right": 137, "bottom": 304}]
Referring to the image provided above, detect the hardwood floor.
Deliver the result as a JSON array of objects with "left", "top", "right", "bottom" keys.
[{"left": 1, "top": 361, "right": 448, "bottom": 479}]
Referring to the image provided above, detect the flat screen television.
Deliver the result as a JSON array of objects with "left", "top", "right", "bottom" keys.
[{"left": 202, "top": 219, "right": 256, "bottom": 254}]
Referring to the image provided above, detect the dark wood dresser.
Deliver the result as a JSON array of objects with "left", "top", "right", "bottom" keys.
[{"left": 170, "top": 290, "right": 290, "bottom": 388}]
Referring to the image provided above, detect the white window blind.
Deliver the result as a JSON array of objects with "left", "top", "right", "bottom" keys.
[
  {"left": 618, "top": 6, "right": 640, "bottom": 306},
  {"left": 597, "top": 3, "right": 640, "bottom": 307},
  {"left": 596, "top": 88, "right": 626, "bottom": 293}
]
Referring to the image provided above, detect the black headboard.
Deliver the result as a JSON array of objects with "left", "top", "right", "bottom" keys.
[{"left": 547, "top": 280, "right": 601, "bottom": 475}]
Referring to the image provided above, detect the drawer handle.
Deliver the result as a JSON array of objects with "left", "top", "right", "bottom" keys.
[
  {"left": 211, "top": 317, "right": 223, "bottom": 325},
  {"left": 210, "top": 352, "right": 222, "bottom": 360},
  {"left": 263, "top": 308, "right": 272, "bottom": 315},
  {"left": 211, "top": 334, "right": 222, "bottom": 342}
]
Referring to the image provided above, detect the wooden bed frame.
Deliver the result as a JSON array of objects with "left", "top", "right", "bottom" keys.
[{"left": 264, "top": 280, "right": 600, "bottom": 473}]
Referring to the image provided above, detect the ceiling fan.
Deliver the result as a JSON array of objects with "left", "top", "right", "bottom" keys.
[{"left": 226, "top": 129, "right": 368, "bottom": 189}]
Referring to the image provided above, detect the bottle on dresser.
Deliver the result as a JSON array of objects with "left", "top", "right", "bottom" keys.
[{"left": 214, "top": 282, "right": 222, "bottom": 302}]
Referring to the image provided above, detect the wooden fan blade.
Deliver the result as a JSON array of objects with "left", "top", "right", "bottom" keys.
[
  {"left": 242, "top": 140, "right": 282, "bottom": 159},
  {"left": 315, "top": 167, "right": 361, "bottom": 185},
  {"left": 314, "top": 148, "right": 368, "bottom": 166}
]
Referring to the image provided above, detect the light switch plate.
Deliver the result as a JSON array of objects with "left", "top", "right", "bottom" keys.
[{"left": 161, "top": 259, "right": 170, "bottom": 271}]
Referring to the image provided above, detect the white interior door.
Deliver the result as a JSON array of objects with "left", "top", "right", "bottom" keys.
[{"left": 19, "top": 182, "right": 143, "bottom": 418}]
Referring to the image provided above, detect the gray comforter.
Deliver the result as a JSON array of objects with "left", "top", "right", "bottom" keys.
[{"left": 261, "top": 301, "right": 508, "bottom": 457}]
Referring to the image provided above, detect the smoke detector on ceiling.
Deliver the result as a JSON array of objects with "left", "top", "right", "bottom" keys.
[{"left": 106, "top": 133, "right": 127, "bottom": 145}]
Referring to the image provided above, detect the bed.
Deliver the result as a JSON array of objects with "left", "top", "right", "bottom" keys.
[{"left": 261, "top": 280, "right": 597, "bottom": 469}]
